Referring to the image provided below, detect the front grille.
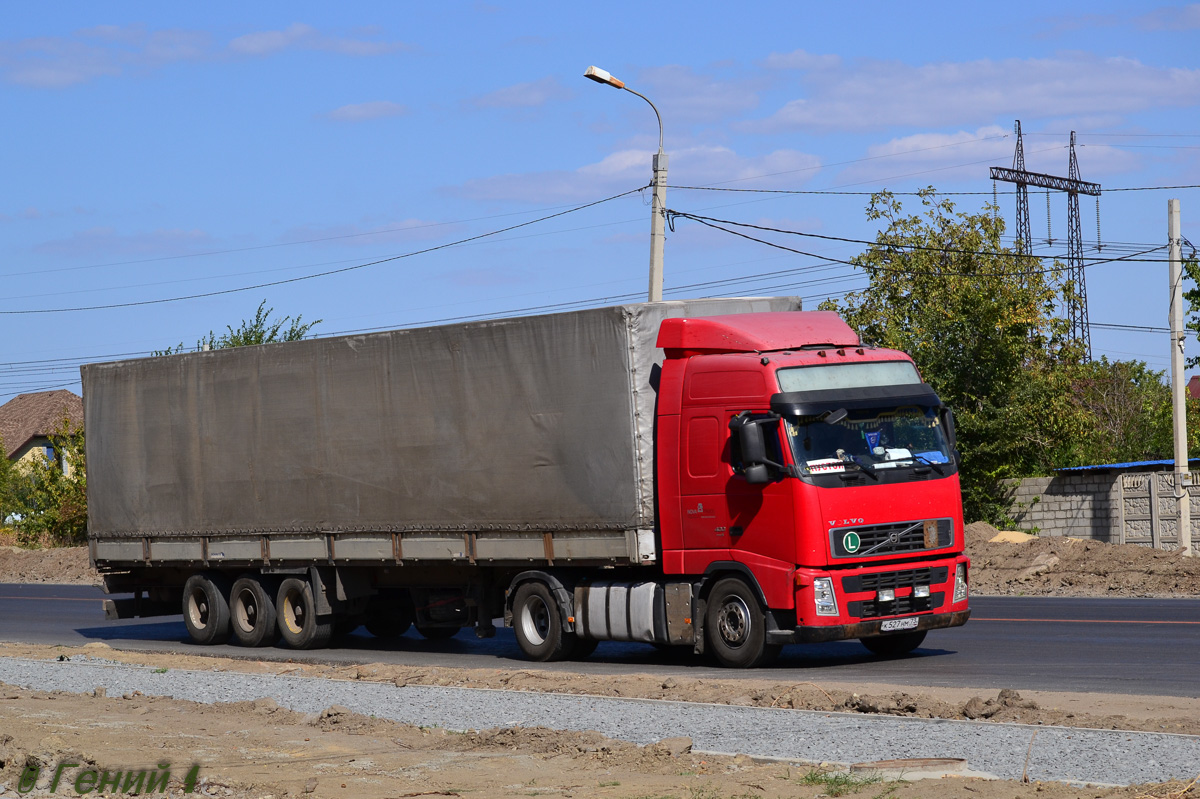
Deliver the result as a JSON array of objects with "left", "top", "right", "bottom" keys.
[
  {"left": 847, "top": 592, "right": 945, "bottom": 619},
  {"left": 830, "top": 518, "right": 953, "bottom": 558},
  {"left": 842, "top": 566, "right": 949, "bottom": 594}
]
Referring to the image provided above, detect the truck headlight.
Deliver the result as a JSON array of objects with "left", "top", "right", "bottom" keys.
[
  {"left": 953, "top": 563, "right": 968, "bottom": 603},
  {"left": 813, "top": 577, "right": 838, "bottom": 616}
]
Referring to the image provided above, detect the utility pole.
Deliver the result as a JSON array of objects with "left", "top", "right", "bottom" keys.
[
  {"left": 584, "top": 65, "right": 667, "bottom": 302},
  {"left": 1169, "top": 198, "right": 1193, "bottom": 555}
]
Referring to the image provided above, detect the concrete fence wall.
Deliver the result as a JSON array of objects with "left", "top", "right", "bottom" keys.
[{"left": 1001, "top": 472, "right": 1199, "bottom": 548}]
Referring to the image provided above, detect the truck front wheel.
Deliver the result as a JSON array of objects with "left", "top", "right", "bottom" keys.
[
  {"left": 230, "top": 575, "right": 279, "bottom": 647},
  {"left": 705, "top": 577, "right": 780, "bottom": 668},
  {"left": 860, "top": 630, "right": 926, "bottom": 657},
  {"left": 512, "top": 582, "right": 571, "bottom": 662},
  {"left": 276, "top": 577, "right": 333, "bottom": 649},
  {"left": 182, "top": 573, "right": 231, "bottom": 645}
]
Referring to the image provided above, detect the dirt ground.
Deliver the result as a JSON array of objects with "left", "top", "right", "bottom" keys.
[
  {"left": 2, "top": 641, "right": 1199, "bottom": 740},
  {"left": 3, "top": 533, "right": 1200, "bottom": 794},
  {"left": 5, "top": 522, "right": 1200, "bottom": 597},
  {"left": 964, "top": 522, "right": 1200, "bottom": 597},
  {"left": 1, "top": 677, "right": 1197, "bottom": 799}
]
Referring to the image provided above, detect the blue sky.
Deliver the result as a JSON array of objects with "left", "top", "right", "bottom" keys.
[{"left": 4, "top": 2, "right": 1200, "bottom": 402}]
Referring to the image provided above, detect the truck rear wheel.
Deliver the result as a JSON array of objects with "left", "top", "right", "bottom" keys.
[
  {"left": 230, "top": 575, "right": 279, "bottom": 647},
  {"left": 860, "top": 630, "right": 926, "bottom": 657},
  {"left": 512, "top": 582, "right": 571, "bottom": 662},
  {"left": 416, "top": 625, "right": 459, "bottom": 640},
  {"left": 705, "top": 577, "right": 780, "bottom": 668},
  {"left": 182, "top": 573, "right": 231, "bottom": 645},
  {"left": 276, "top": 577, "right": 333, "bottom": 649}
]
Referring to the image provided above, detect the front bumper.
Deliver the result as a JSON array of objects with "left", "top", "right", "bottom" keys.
[{"left": 767, "top": 608, "right": 971, "bottom": 645}]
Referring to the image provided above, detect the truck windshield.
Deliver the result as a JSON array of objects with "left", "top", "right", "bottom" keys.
[{"left": 784, "top": 406, "right": 953, "bottom": 477}]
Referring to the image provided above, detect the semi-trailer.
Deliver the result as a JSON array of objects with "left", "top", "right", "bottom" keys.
[{"left": 85, "top": 297, "right": 970, "bottom": 667}]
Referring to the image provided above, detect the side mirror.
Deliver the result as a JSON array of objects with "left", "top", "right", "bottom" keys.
[
  {"left": 736, "top": 416, "right": 768, "bottom": 465},
  {"left": 941, "top": 407, "right": 962, "bottom": 466},
  {"left": 744, "top": 464, "right": 770, "bottom": 484},
  {"left": 730, "top": 412, "right": 784, "bottom": 482}
]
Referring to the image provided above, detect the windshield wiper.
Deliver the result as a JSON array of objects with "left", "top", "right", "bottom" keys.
[
  {"left": 836, "top": 449, "right": 878, "bottom": 480},
  {"left": 909, "top": 453, "right": 946, "bottom": 475}
]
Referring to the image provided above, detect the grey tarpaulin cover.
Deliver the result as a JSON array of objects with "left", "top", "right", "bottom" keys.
[{"left": 83, "top": 298, "right": 801, "bottom": 539}]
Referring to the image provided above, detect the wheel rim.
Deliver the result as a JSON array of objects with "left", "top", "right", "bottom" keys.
[
  {"left": 716, "top": 596, "right": 751, "bottom": 648},
  {"left": 186, "top": 587, "right": 210, "bottom": 630},
  {"left": 518, "top": 595, "right": 551, "bottom": 646},
  {"left": 234, "top": 587, "right": 258, "bottom": 633},
  {"left": 282, "top": 588, "right": 305, "bottom": 635}
]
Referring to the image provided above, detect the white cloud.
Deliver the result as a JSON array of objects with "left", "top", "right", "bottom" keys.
[
  {"left": 1137, "top": 4, "right": 1200, "bottom": 29},
  {"left": 227, "top": 23, "right": 407, "bottom": 57},
  {"left": 830, "top": 126, "right": 1143, "bottom": 188},
  {"left": 636, "top": 65, "right": 762, "bottom": 125},
  {"left": 752, "top": 53, "right": 1200, "bottom": 132},
  {"left": 0, "top": 23, "right": 405, "bottom": 88},
  {"left": 761, "top": 50, "right": 841, "bottom": 71},
  {"left": 33, "top": 227, "right": 213, "bottom": 257},
  {"left": 455, "top": 145, "right": 821, "bottom": 203},
  {"left": 278, "top": 218, "right": 457, "bottom": 246},
  {"left": 325, "top": 101, "right": 408, "bottom": 122},
  {"left": 472, "top": 77, "right": 572, "bottom": 109}
]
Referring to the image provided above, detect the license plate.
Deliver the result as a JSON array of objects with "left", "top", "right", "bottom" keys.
[{"left": 880, "top": 617, "right": 919, "bottom": 632}]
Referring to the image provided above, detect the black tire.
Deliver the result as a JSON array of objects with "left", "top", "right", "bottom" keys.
[
  {"left": 511, "top": 581, "right": 571, "bottom": 662},
  {"left": 182, "top": 573, "right": 232, "bottom": 646},
  {"left": 415, "top": 624, "right": 459, "bottom": 640},
  {"left": 566, "top": 636, "right": 598, "bottom": 660},
  {"left": 276, "top": 577, "right": 333, "bottom": 650},
  {"left": 331, "top": 614, "right": 363, "bottom": 641},
  {"left": 229, "top": 575, "right": 279, "bottom": 647},
  {"left": 704, "top": 577, "right": 780, "bottom": 668},
  {"left": 860, "top": 630, "right": 927, "bottom": 657},
  {"left": 364, "top": 594, "right": 415, "bottom": 639}
]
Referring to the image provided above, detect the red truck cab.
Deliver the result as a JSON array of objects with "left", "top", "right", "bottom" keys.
[{"left": 655, "top": 311, "right": 971, "bottom": 667}]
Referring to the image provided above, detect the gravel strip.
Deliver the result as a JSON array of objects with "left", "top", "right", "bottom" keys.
[{"left": 1, "top": 656, "right": 1196, "bottom": 786}]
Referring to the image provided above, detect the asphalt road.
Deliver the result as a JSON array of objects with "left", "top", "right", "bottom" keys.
[{"left": 2, "top": 584, "right": 1198, "bottom": 696}]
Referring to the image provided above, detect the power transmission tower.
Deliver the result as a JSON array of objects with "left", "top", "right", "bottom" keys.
[{"left": 991, "top": 122, "right": 1101, "bottom": 360}]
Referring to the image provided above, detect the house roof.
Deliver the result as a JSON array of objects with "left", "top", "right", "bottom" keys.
[{"left": 0, "top": 390, "right": 83, "bottom": 459}]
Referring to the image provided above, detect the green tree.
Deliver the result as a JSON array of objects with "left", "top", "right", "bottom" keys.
[
  {"left": 820, "top": 189, "right": 1087, "bottom": 521},
  {"left": 155, "top": 300, "right": 321, "bottom": 355},
  {"left": 1068, "top": 358, "right": 1174, "bottom": 465},
  {"left": 2, "top": 419, "right": 87, "bottom": 547}
]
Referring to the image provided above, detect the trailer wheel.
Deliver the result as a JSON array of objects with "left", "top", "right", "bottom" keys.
[
  {"left": 364, "top": 596, "right": 414, "bottom": 639},
  {"left": 182, "top": 573, "right": 231, "bottom": 645},
  {"left": 230, "top": 575, "right": 279, "bottom": 647},
  {"left": 512, "top": 582, "right": 570, "bottom": 662},
  {"left": 276, "top": 577, "right": 333, "bottom": 649},
  {"left": 860, "top": 630, "right": 926, "bottom": 657},
  {"left": 705, "top": 577, "right": 780, "bottom": 668}
]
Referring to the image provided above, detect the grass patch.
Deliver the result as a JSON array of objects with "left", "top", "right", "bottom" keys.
[{"left": 796, "top": 768, "right": 883, "bottom": 797}]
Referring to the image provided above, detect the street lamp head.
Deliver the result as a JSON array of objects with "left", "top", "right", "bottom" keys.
[{"left": 584, "top": 65, "right": 625, "bottom": 89}]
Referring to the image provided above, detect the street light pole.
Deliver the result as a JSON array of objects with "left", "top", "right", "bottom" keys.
[{"left": 584, "top": 66, "right": 667, "bottom": 302}]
